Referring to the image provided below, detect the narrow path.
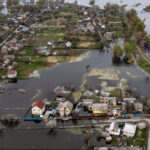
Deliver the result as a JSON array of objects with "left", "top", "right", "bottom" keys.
[{"left": 137, "top": 46, "right": 150, "bottom": 64}]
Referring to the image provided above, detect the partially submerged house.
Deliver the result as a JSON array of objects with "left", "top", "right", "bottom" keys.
[
  {"left": 32, "top": 100, "right": 45, "bottom": 116},
  {"left": 56, "top": 101, "right": 73, "bottom": 117},
  {"left": 123, "top": 123, "right": 137, "bottom": 137}
]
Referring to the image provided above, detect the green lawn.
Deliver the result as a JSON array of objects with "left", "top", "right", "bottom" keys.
[{"left": 26, "top": 48, "right": 33, "bottom": 55}]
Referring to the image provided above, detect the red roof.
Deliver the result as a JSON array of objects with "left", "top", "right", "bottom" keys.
[
  {"left": 8, "top": 70, "right": 17, "bottom": 75},
  {"left": 33, "top": 100, "right": 45, "bottom": 109}
]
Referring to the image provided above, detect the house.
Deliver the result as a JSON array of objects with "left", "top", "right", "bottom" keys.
[
  {"left": 32, "top": 100, "right": 45, "bottom": 116},
  {"left": 83, "top": 90, "right": 95, "bottom": 99},
  {"left": 104, "top": 32, "right": 114, "bottom": 41},
  {"left": 112, "top": 109, "right": 120, "bottom": 116},
  {"left": 102, "top": 97, "right": 117, "bottom": 106},
  {"left": 1, "top": 46, "right": 8, "bottom": 54},
  {"left": 8, "top": 70, "right": 17, "bottom": 78},
  {"left": 109, "top": 122, "right": 121, "bottom": 135},
  {"left": 123, "top": 97, "right": 137, "bottom": 103},
  {"left": 123, "top": 123, "right": 137, "bottom": 137},
  {"left": 89, "top": 103, "right": 108, "bottom": 114},
  {"left": 134, "top": 102, "right": 143, "bottom": 112},
  {"left": 34, "top": 47, "right": 50, "bottom": 56},
  {"left": 65, "top": 41, "right": 72, "bottom": 48},
  {"left": 82, "top": 99, "right": 94, "bottom": 107},
  {"left": 94, "top": 148, "right": 108, "bottom": 150},
  {"left": 56, "top": 101, "right": 73, "bottom": 117}
]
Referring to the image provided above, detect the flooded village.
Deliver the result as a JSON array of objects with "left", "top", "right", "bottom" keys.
[{"left": 0, "top": 0, "right": 150, "bottom": 150}]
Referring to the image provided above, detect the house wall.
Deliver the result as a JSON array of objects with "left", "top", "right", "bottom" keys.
[{"left": 32, "top": 106, "right": 45, "bottom": 115}]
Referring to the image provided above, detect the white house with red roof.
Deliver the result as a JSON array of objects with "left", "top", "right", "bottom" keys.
[
  {"left": 8, "top": 70, "right": 17, "bottom": 78},
  {"left": 32, "top": 100, "right": 45, "bottom": 116}
]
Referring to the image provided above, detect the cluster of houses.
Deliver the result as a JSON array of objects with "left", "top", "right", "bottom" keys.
[
  {"left": 30, "top": 79, "right": 144, "bottom": 120},
  {"left": 0, "top": 2, "right": 71, "bottom": 79},
  {"left": 31, "top": 86, "right": 76, "bottom": 119}
]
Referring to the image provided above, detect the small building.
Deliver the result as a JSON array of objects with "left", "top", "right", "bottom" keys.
[
  {"left": 32, "top": 100, "right": 45, "bottom": 116},
  {"left": 94, "top": 147, "right": 108, "bottom": 150},
  {"left": 104, "top": 32, "right": 114, "bottom": 41},
  {"left": 109, "top": 122, "right": 121, "bottom": 135},
  {"left": 112, "top": 109, "right": 120, "bottom": 116},
  {"left": 89, "top": 103, "right": 108, "bottom": 114},
  {"left": 83, "top": 90, "right": 95, "bottom": 99},
  {"left": 103, "top": 97, "right": 117, "bottom": 106},
  {"left": 82, "top": 99, "right": 94, "bottom": 107},
  {"left": 8, "top": 70, "right": 17, "bottom": 78},
  {"left": 65, "top": 41, "right": 72, "bottom": 48},
  {"left": 123, "top": 123, "right": 137, "bottom": 137},
  {"left": 134, "top": 102, "right": 143, "bottom": 113},
  {"left": 34, "top": 47, "right": 50, "bottom": 56},
  {"left": 123, "top": 97, "right": 137, "bottom": 103},
  {"left": 56, "top": 101, "right": 73, "bottom": 117}
]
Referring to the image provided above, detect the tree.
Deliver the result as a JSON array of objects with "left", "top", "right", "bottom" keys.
[
  {"left": 90, "top": 0, "right": 95, "bottom": 5},
  {"left": 74, "top": 0, "right": 77, "bottom": 5},
  {"left": 7, "top": 0, "right": 19, "bottom": 7},
  {"left": 113, "top": 45, "right": 123, "bottom": 57},
  {"left": 26, "top": 37, "right": 33, "bottom": 47},
  {"left": 124, "top": 42, "right": 135, "bottom": 55}
]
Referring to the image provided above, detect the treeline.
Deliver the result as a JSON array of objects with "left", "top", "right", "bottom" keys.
[{"left": 112, "top": 8, "right": 150, "bottom": 64}]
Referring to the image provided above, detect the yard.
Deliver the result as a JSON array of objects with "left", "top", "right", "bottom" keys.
[{"left": 33, "top": 27, "right": 65, "bottom": 47}]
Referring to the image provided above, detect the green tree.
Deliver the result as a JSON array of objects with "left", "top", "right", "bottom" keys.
[
  {"left": 113, "top": 45, "right": 123, "bottom": 57},
  {"left": 90, "top": 0, "right": 95, "bottom": 5},
  {"left": 124, "top": 42, "right": 135, "bottom": 55}
]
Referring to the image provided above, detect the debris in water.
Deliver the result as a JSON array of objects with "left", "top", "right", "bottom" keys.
[
  {"left": 126, "top": 71, "right": 140, "bottom": 78},
  {"left": 1, "top": 114, "right": 20, "bottom": 126},
  {"left": 18, "top": 89, "right": 26, "bottom": 93},
  {"left": 30, "top": 89, "right": 41, "bottom": 101},
  {"left": 30, "top": 70, "right": 40, "bottom": 78}
]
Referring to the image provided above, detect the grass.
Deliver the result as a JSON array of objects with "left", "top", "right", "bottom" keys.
[
  {"left": 16, "top": 61, "right": 53, "bottom": 79},
  {"left": 26, "top": 48, "right": 32, "bottom": 55},
  {"left": 33, "top": 27, "right": 64, "bottom": 46},
  {"left": 123, "top": 128, "right": 147, "bottom": 148},
  {"left": 115, "top": 30, "right": 123, "bottom": 38},
  {"left": 138, "top": 59, "right": 150, "bottom": 73}
]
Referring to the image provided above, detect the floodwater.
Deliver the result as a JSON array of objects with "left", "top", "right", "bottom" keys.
[
  {"left": 0, "top": 0, "right": 150, "bottom": 149},
  {"left": 0, "top": 39, "right": 150, "bottom": 149}
]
